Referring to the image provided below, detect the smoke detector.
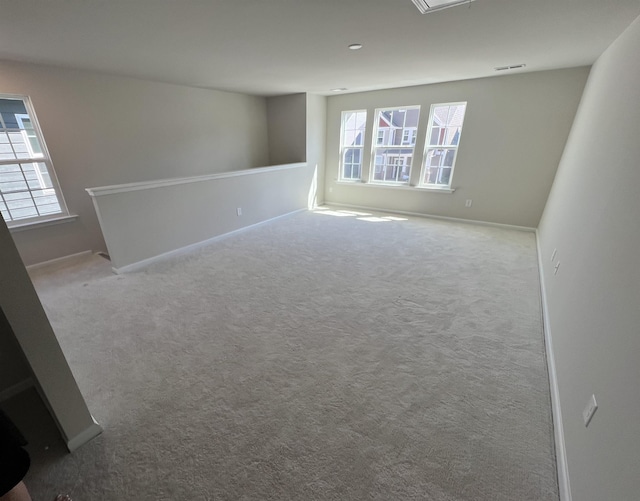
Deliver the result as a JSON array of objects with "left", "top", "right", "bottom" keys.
[{"left": 411, "top": 0, "right": 475, "bottom": 14}]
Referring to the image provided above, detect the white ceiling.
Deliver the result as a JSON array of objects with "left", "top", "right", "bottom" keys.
[{"left": 1, "top": 0, "right": 639, "bottom": 96}]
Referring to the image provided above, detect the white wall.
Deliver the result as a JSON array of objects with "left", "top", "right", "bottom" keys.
[
  {"left": 267, "top": 94, "right": 307, "bottom": 165},
  {"left": 538, "top": 16, "right": 640, "bottom": 501},
  {"left": 325, "top": 68, "right": 589, "bottom": 228},
  {"left": 88, "top": 163, "right": 315, "bottom": 271},
  {"left": 0, "top": 216, "right": 100, "bottom": 450},
  {"left": 0, "top": 307, "right": 31, "bottom": 394},
  {"left": 0, "top": 60, "right": 270, "bottom": 265},
  {"left": 306, "top": 94, "right": 327, "bottom": 206}
]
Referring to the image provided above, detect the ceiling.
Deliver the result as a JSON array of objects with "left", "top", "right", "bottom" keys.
[{"left": 1, "top": 0, "right": 639, "bottom": 96}]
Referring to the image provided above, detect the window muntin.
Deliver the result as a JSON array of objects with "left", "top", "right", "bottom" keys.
[
  {"left": 0, "top": 96, "right": 68, "bottom": 225},
  {"left": 370, "top": 106, "right": 420, "bottom": 184},
  {"left": 420, "top": 102, "right": 466, "bottom": 188},
  {"left": 339, "top": 110, "right": 367, "bottom": 181}
]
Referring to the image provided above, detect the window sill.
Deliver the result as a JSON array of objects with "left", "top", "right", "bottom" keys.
[
  {"left": 8, "top": 214, "right": 79, "bottom": 233},
  {"left": 335, "top": 181, "right": 455, "bottom": 194}
]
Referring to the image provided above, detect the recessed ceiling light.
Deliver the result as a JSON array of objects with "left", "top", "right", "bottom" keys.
[
  {"left": 331, "top": 88, "right": 348, "bottom": 92},
  {"left": 348, "top": 43, "right": 363, "bottom": 50}
]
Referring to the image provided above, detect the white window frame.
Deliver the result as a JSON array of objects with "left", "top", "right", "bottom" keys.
[
  {"left": 419, "top": 102, "right": 467, "bottom": 189},
  {"left": 338, "top": 110, "right": 367, "bottom": 182},
  {"left": 0, "top": 94, "right": 69, "bottom": 226},
  {"left": 369, "top": 106, "right": 420, "bottom": 185}
]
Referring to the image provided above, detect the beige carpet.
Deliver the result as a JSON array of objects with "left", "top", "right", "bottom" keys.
[{"left": 20, "top": 207, "right": 558, "bottom": 500}]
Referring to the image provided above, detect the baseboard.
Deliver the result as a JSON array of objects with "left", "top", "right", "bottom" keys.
[
  {"left": 113, "top": 208, "right": 307, "bottom": 274},
  {"left": 325, "top": 203, "right": 536, "bottom": 232},
  {"left": 535, "top": 230, "right": 572, "bottom": 501},
  {"left": 26, "top": 250, "right": 93, "bottom": 272},
  {"left": 66, "top": 416, "right": 103, "bottom": 452},
  {"left": 0, "top": 378, "right": 34, "bottom": 402}
]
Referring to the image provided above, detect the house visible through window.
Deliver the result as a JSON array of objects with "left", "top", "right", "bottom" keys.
[
  {"left": 420, "top": 102, "right": 467, "bottom": 188},
  {"left": 339, "top": 110, "right": 367, "bottom": 181},
  {"left": 371, "top": 106, "right": 420, "bottom": 184},
  {"left": 0, "top": 95, "right": 68, "bottom": 225}
]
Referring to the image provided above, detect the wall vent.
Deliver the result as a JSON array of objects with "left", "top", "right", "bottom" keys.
[{"left": 495, "top": 64, "right": 527, "bottom": 71}]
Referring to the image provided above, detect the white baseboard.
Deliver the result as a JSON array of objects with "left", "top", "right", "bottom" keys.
[
  {"left": 66, "top": 416, "right": 103, "bottom": 452},
  {"left": 113, "top": 208, "right": 307, "bottom": 274},
  {"left": 535, "top": 230, "right": 572, "bottom": 501},
  {"left": 0, "top": 378, "right": 34, "bottom": 402},
  {"left": 324, "top": 203, "right": 536, "bottom": 232},
  {"left": 26, "top": 250, "right": 93, "bottom": 272}
]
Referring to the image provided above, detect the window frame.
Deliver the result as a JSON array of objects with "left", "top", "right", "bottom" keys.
[
  {"left": 338, "top": 109, "right": 367, "bottom": 182},
  {"left": 0, "top": 94, "right": 70, "bottom": 227},
  {"left": 369, "top": 106, "right": 421, "bottom": 186},
  {"left": 419, "top": 101, "right": 467, "bottom": 190}
]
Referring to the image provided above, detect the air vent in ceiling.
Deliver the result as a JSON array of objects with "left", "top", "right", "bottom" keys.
[
  {"left": 495, "top": 64, "right": 527, "bottom": 71},
  {"left": 411, "top": 0, "right": 475, "bottom": 14}
]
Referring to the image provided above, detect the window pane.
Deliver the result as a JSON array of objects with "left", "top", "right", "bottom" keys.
[
  {"left": 423, "top": 148, "right": 443, "bottom": 184},
  {"left": 340, "top": 110, "right": 366, "bottom": 181},
  {"left": 443, "top": 149, "right": 456, "bottom": 167},
  {"left": 343, "top": 130, "right": 356, "bottom": 146},
  {"left": 430, "top": 127, "right": 441, "bottom": 145},
  {"left": 1, "top": 180, "right": 28, "bottom": 193},
  {"left": 372, "top": 148, "right": 413, "bottom": 183},
  {"left": 422, "top": 103, "right": 466, "bottom": 188},
  {"left": 405, "top": 108, "right": 420, "bottom": 127},
  {"left": 439, "top": 167, "right": 452, "bottom": 185},
  {"left": 433, "top": 106, "right": 448, "bottom": 126},
  {"left": 371, "top": 106, "right": 419, "bottom": 184},
  {"left": 9, "top": 206, "right": 38, "bottom": 219},
  {"left": 19, "top": 117, "right": 43, "bottom": 155},
  {"left": 448, "top": 104, "right": 466, "bottom": 127}
]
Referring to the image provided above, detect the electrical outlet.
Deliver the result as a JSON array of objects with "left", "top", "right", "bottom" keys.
[
  {"left": 583, "top": 394, "right": 598, "bottom": 427},
  {"left": 236, "top": 207, "right": 242, "bottom": 216},
  {"left": 465, "top": 199, "right": 472, "bottom": 207},
  {"left": 551, "top": 248, "right": 557, "bottom": 261}
]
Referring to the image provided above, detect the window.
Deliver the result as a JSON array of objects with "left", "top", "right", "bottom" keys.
[
  {"left": 339, "top": 110, "right": 367, "bottom": 181},
  {"left": 0, "top": 95, "right": 68, "bottom": 225},
  {"left": 420, "top": 102, "right": 467, "bottom": 188},
  {"left": 402, "top": 129, "right": 416, "bottom": 145},
  {"left": 371, "top": 106, "right": 420, "bottom": 184}
]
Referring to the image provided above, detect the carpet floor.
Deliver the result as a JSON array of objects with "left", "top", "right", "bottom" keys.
[{"left": 21, "top": 207, "right": 558, "bottom": 500}]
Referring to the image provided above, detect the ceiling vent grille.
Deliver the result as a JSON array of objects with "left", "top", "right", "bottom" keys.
[
  {"left": 411, "top": 0, "right": 475, "bottom": 14},
  {"left": 495, "top": 64, "right": 527, "bottom": 71}
]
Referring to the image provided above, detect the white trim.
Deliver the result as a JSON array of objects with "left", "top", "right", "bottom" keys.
[
  {"left": 0, "top": 378, "right": 34, "bottom": 402},
  {"left": 535, "top": 230, "right": 572, "bottom": 501},
  {"left": 66, "top": 417, "right": 103, "bottom": 452},
  {"left": 86, "top": 162, "right": 307, "bottom": 197},
  {"left": 26, "top": 250, "right": 93, "bottom": 272},
  {"left": 325, "top": 202, "right": 534, "bottom": 232},
  {"left": 8, "top": 213, "right": 79, "bottom": 232},
  {"left": 112, "top": 208, "right": 307, "bottom": 274},
  {"left": 336, "top": 181, "right": 455, "bottom": 194},
  {"left": 413, "top": 185, "right": 456, "bottom": 194}
]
